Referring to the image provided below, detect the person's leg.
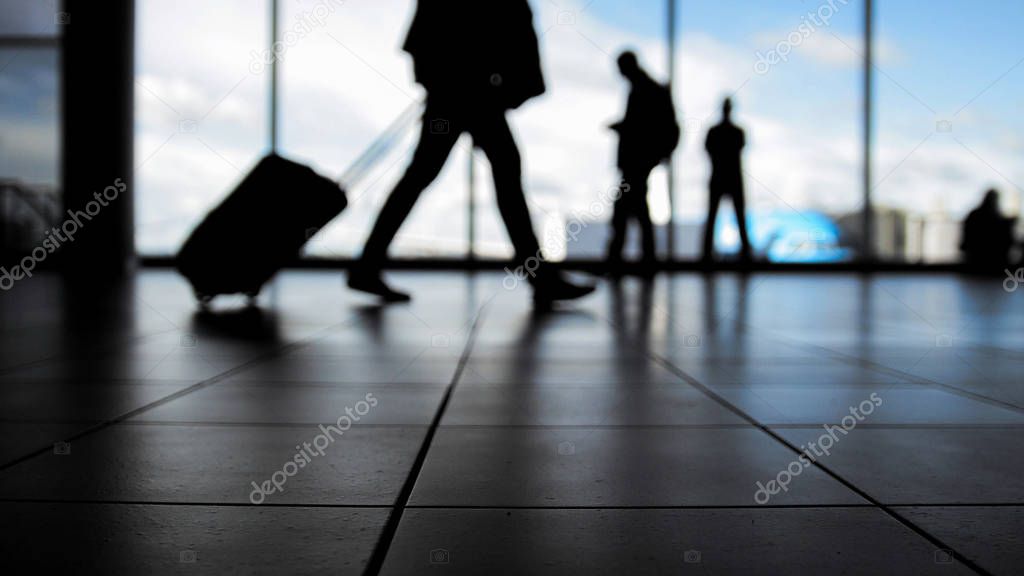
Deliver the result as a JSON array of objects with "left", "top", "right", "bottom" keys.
[
  {"left": 606, "top": 191, "right": 630, "bottom": 265},
  {"left": 702, "top": 188, "right": 723, "bottom": 262},
  {"left": 632, "top": 168, "right": 656, "bottom": 266},
  {"left": 350, "top": 102, "right": 459, "bottom": 300},
  {"left": 471, "top": 110, "right": 592, "bottom": 303},
  {"left": 360, "top": 105, "right": 460, "bottom": 265},
  {"left": 468, "top": 110, "right": 541, "bottom": 263},
  {"left": 732, "top": 188, "right": 752, "bottom": 261}
]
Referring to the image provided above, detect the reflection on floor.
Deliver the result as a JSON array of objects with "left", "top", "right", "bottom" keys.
[{"left": 0, "top": 270, "right": 1021, "bottom": 574}]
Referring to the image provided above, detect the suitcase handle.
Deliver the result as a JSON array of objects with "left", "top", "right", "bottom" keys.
[{"left": 337, "top": 100, "right": 424, "bottom": 189}]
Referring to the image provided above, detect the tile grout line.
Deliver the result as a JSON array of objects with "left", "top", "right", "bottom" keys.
[
  {"left": 0, "top": 327, "right": 183, "bottom": 377},
  {"left": 14, "top": 420, "right": 1024, "bottom": 430},
  {"left": 361, "top": 301, "right": 490, "bottom": 576},
  {"left": 0, "top": 315, "right": 367, "bottom": 472},
  {"left": 2, "top": 498, "right": 1020, "bottom": 510},
  {"left": 6, "top": 498, "right": 1021, "bottom": 509},
  {"left": 650, "top": 353, "right": 996, "bottom": 576}
]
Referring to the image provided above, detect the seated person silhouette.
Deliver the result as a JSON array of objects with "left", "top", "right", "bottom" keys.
[
  {"left": 702, "top": 98, "right": 752, "bottom": 265},
  {"left": 961, "top": 189, "right": 1017, "bottom": 272},
  {"left": 347, "top": 0, "right": 593, "bottom": 304},
  {"left": 605, "top": 51, "right": 679, "bottom": 274}
]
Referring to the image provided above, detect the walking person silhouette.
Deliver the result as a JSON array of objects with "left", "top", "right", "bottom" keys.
[
  {"left": 347, "top": 0, "right": 594, "bottom": 304},
  {"left": 702, "top": 98, "right": 752, "bottom": 265},
  {"left": 605, "top": 51, "right": 679, "bottom": 275}
]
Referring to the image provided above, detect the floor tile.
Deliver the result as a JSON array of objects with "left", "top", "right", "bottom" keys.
[
  {"left": 0, "top": 421, "right": 93, "bottom": 465},
  {"left": 0, "top": 423, "right": 425, "bottom": 505},
  {"left": 775, "top": 428, "right": 1024, "bottom": 504},
  {"left": 896, "top": 506, "right": 1024, "bottom": 576},
  {"left": 460, "top": 358, "right": 680, "bottom": 386},
  {"left": 715, "top": 386, "right": 1024, "bottom": 425},
  {"left": 381, "top": 508, "right": 974, "bottom": 576},
  {"left": 442, "top": 384, "right": 746, "bottom": 426},
  {"left": 410, "top": 427, "right": 864, "bottom": 507},
  {"left": 134, "top": 382, "right": 446, "bottom": 425},
  {"left": 224, "top": 355, "right": 458, "bottom": 384},
  {"left": 0, "top": 380, "right": 194, "bottom": 422},
  {"left": 0, "top": 502, "right": 387, "bottom": 575}
]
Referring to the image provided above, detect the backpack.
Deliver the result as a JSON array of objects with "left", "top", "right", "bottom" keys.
[{"left": 652, "top": 82, "right": 681, "bottom": 160}]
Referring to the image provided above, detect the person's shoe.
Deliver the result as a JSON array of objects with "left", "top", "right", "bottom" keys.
[
  {"left": 347, "top": 269, "right": 411, "bottom": 302},
  {"left": 532, "top": 272, "right": 595, "bottom": 305}
]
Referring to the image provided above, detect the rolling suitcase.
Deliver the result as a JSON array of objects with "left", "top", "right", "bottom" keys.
[
  {"left": 177, "top": 103, "right": 422, "bottom": 304},
  {"left": 176, "top": 154, "right": 347, "bottom": 303}
]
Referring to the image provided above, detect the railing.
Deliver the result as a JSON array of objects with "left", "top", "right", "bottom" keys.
[{"left": 0, "top": 180, "right": 62, "bottom": 260}]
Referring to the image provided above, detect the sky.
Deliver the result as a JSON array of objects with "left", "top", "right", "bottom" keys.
[{"left": 1, "top": 0, "right": 1022, "bottom": 261}]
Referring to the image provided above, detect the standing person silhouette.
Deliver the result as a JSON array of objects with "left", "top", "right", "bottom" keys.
[
  {"left": 348, "top": 0, "right": 593, "bottom": 304},
  {"left": 605, "top": 51, "right": 679, "bottom": 275},
  {"left": 702, "top": 98, "right": 752, "bottom": 264}
]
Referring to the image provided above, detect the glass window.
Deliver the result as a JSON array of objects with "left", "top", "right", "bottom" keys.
[
  {"left": 281, "top": 0, "right": 468, "bottom": 259},
  {"left": 134, "top": 0, "right": 269, "bottom": 255},
  {"left": 675, "top": 0, "right": 865, "bottom": 262},
  {"left": 0, "top": 0, "right": 59, "bottom": 36},
  {"left": 474, "top": 0, "right": 670, "bottom": 261},
  {"left": 0, "top": 49, "right": 60, "bottom": 186},
  {"left": 0, "top": 1, "right": 62, "bottom": 259},
  {"left": 874, "top": 0, "right": 1024, "bottom": 262}
]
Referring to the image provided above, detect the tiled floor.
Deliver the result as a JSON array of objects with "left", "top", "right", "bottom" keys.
[{"left": 0, "top": 270, "right": 1021, "bottom": 575}]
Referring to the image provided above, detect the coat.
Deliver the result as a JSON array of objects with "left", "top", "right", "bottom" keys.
[{"left": 402, "top": 0, "right": 546, "bottom": 110}]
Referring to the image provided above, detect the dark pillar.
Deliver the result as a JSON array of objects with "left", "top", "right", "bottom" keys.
[{"left": 60, "top": 0, "right": 135, "bottom": 277}]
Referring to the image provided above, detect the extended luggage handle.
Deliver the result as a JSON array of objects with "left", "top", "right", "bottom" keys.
[
  {"left": 265, "top": 0, "right": 422, "bottom": 191},
  {"left": 336, "top": 100, "right": 425, "bottom": 189}
]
